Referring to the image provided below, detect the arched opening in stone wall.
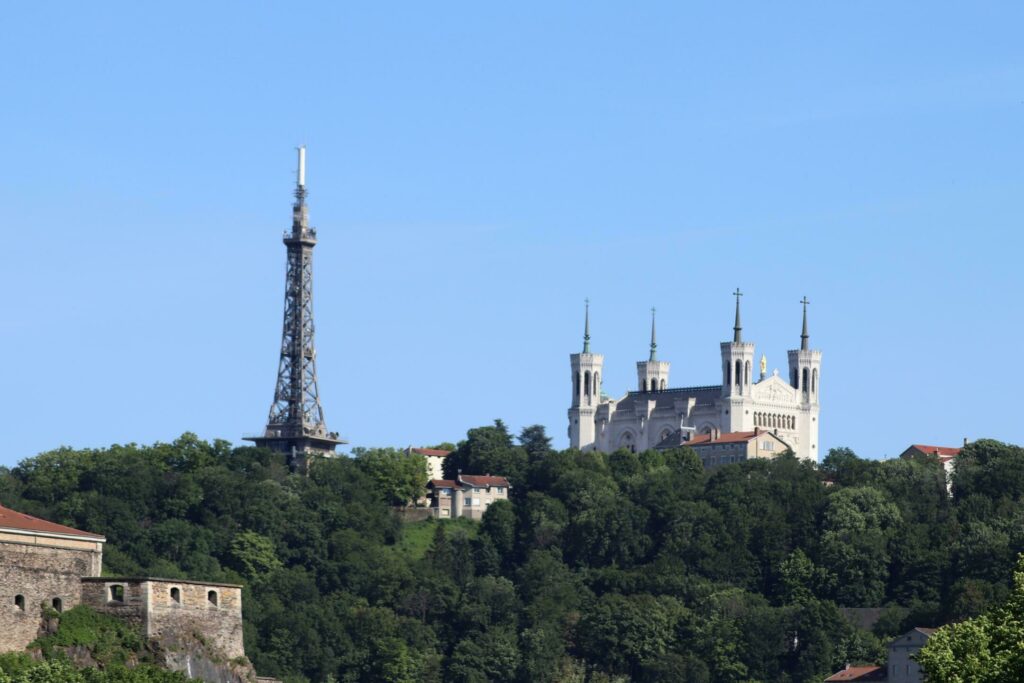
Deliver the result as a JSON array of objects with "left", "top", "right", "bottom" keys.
[
  {"left": 52, "top": 598, "right": 62, "bottom": 612},
  {"left": 208, "top": 590, "right": 218, "bottom": 607},
  {"left": 14, "top": 595, "right": 24, "bottom": 611},
  {"left": 170, "top": 587, "right": 181, "bottom": 604},
  {"left": 110, "top": 585, "right": 124, "bottom": 603}
]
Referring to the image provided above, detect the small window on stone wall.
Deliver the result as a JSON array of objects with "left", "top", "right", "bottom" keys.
[
  {"left": 170, "top": 587, "right": 181, "bottom": 604},
  {"left": 15, "top": 595, "right": 25, "bottom": 611},
  {"left": 110, "top": 585, "right": 125, "bottom": 602},
  {"left": 52, "top": 598, "right": 62, "bottom": 612},
  {"left": 208, "top": 590, "right": 218, "bottom": 607}
]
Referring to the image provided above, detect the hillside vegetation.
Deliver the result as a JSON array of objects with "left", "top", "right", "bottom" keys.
[{"left": 2, "top": 422, "right": 1023, "bottom": 682}]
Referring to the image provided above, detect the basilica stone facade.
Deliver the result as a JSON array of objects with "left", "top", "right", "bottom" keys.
[{"left": 568, "top": 293, "right": 821, "bottom": 462}]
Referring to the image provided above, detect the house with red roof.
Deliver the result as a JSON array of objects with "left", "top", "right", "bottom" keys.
[
  {"left": 427, "top": 473, "right": 510, "bottom": 520},
  {"left": 656, "top": 428, "right": 792, "bottom": 468},
  {"left": 0, "top": 503, "right": 106, "bottom": 652},
  {"left": 899, "top": 441, "right": 967, "bottom": 494},
  {"left": 823, "top": 627, "right": 937, "bottom": 682}
]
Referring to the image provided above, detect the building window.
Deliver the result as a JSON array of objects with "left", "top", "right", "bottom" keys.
[
  {"left": 496, "top": 487, "right": 504, "bottom": 493},
  {"left": 52, "top": 598, "right": 62, "bottom": 613},
  {"left": 208, "top": 590, "right": 218, "bottom": 607},
  {"left": 465, "top": 497, "right": 474, "bottom": 507},
  {"left": 762, "top": 441, "right": 774, "bottom": 451},
  {"left": 110, "top": 585, "right": 125, "bottom": 602},
  {"left": 14, "top": 595, "right": 25, "bottom": 611},
  {"left": 170, "top": 587, "right": 181, "bottom": 604}
]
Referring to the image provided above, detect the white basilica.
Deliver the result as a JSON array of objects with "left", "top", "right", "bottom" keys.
[{"left": 568, "top": 292, "right": 821, "bottom": 462}]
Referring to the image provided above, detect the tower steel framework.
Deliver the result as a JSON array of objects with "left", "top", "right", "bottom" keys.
[{"left": 245, "top": 148, "right": 344, "bottom": 468}]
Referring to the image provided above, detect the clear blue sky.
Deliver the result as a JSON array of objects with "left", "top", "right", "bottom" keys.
[{"left": 2, "top": 3, "right": 1022, "bottom": 467}]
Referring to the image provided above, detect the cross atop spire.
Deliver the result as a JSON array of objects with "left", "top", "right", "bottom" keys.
[
  {"left": 583, "top": 298, "right": 591, "bottom": 353},
  {"left": 733, "top": 288, "right": 743, "bottom": 343},
  {"left": 649, "top": 307, "right": 657, "bottom": 361},
  {"left": 800, "top": 296, "right": 810, "bottom": 351}
]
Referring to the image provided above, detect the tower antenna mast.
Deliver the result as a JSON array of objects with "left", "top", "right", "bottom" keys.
[{"left": 245, "top": 147, "right": 345, "bottom": 470}]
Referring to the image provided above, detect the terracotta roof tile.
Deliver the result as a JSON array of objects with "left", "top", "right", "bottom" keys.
[
  {"left": 910, "top": 444, "right": 962, "bottom": 457},
  {"left": 0, "top": 504, "right": 104, "bottom": 540},
  {"left": 412, "top": 448, "right": 452, "bottom": 457},
  {"left": 687, "top": 431, "right": 758, "bottom": 445},
  {"left": 824, "top": 666, "right": 886, "bottom": 681},
  {"left": 460, "top": 475, "right": 510, "bottom": 487}
]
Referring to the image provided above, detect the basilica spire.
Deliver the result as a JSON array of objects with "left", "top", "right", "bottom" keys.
[
  {"left": 649, "top": 307, "right": 657, "bottom": 361},
  {"left": 800, "top": 296, "right": 810, "bottom": 351},
  {"left": 583, "top": 298, "right": 591, "bottom": 353},
  {"left": 733, "top": 288, "right": 743, "bottom": 343}
]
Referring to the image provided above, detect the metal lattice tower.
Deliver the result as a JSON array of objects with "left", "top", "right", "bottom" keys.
[{"left": 245, "top": 147, "right": 345, "bottom": 469}]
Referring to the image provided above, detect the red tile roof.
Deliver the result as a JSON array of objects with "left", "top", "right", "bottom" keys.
[
  {"left": 460, "top": 475, "right": 510, "bottom": 488},
  {"left": 427, "top": 475, "right": 511, "bottom": 489},
  {"left": 824, "top": 665, "right": 886, "bottom": 681},
  {"left": 685, "top": 431, "right": 761, "bottom": 445},
  {"left": 0, "top": 504, "right": 104, "bottom": 540},
  {"left": 910, "top": 444, "right": 961, "bottom": 457},
  {"left": 412, "top": 448, "right": 452, "bottom": 457}
]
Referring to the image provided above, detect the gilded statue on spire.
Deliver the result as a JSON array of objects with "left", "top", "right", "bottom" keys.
[{"left": 760, "top": 353, "right": 767, "bottom": 379}]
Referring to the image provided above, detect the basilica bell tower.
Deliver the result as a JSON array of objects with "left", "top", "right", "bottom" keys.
[{"left": 568, "top": 300, "right": 603, "bottom": 451}]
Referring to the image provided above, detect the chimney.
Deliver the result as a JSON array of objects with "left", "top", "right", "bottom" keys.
[{"left": 755, "top": 427, "right": 760, "bottom": 436}]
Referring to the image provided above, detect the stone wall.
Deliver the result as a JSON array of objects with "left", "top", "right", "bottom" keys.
[
  {"left": 82, "top": 578, "right": 244, "bottom": 661},
  {"left": 0, "top": 536, "right": 103, "bottom": 654}
]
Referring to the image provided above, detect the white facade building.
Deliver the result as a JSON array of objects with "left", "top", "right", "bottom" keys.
[{"left": 568, "top": 293, "right": 821, "bottom": 462}]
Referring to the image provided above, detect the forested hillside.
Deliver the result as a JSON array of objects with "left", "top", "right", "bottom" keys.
[{"left": 2, "top": 424, "right": 1024, "bottom": 682}]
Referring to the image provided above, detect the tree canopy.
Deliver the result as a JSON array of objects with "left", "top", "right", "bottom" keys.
[{"left": 1, "top": 431, "right": 1022, "bottom": 681}]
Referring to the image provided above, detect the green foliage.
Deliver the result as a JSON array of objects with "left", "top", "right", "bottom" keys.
[
  {"left": 917, "top": 554, "right": 1024, "bottom": 681},
  {"left": 6, "top": 432, "right": 1024, "bottom": 681},
  {"left": 0, "top": 657, "right": 187, "bottom": 682},
  {"left": 352, "top": 447, "right": 428, "bottom": 506},
  {"left": 31, "top": 606, "right": 145, "bottom": 666}
]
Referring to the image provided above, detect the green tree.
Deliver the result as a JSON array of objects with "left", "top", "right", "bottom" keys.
[
  {"left": 917, "top": 556, "right": 1024, "bottom": 681},
  {"left": 818, "top": 487, "right": 902, "bottom": 606},
  {"left": 353, "top": 448, "right": 428, "bottom": 506}
]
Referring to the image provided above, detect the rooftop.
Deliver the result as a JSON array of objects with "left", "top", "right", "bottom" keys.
[
  {"left": 824, "top": 665, "right": 886, "bottom": 682},
  {"left": 0, "top": 503, "right": 105, "bottom": 541},
  {"left": 427, "top": 474, "right": 511, "bottom": 489},
  {"left": 460, "top": 474, "right": 510, "bottom": 487},
  {"left": 908, "top": 444, "right": 962, "bottom": 458},
  {"left": 411, "top": 448, "right": 452, "bottom": 457}
]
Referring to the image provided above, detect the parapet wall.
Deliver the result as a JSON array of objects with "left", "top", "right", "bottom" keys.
[
  {"left": 0, "top": 535, "right": 104, "bottom": 654},
  {"left": 82, "top": 577, "right": 244, "bottom": 660}
]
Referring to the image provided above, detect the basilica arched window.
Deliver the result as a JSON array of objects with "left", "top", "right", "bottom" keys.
[
  {"left": 660, "top": 379, "right": 666, "bottom": 391},
  {"left": 584, "top": 371, "right": 591, "bottom": 397},
  {"left": 594, "top": 372, "right": 600, "bottom": 396},
  {"left": 744, "top": 361, "right": 751, "bottom": 385},
  {"left": 812, "top": 369, "right": 818, "bottom": 394},
  {"left": 802, "top": 368, "right": 809, "bottom": 394}
]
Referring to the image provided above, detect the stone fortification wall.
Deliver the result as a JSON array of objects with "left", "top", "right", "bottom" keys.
[
  {"left": 0, "top": 535, "right": 103, "bottom": 654},
  {"left": 82, "top": 578, "right": 244, "bottom": 660}
]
